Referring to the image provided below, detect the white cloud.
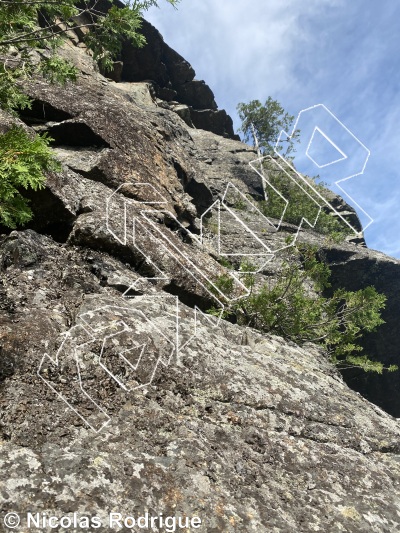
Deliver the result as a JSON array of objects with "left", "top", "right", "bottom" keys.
[
  {"left": 147, "top": 0, "right": 344, "bottom": 113},
  {"left": 145, "top": 1, "right": 400, "bottom": 258}
]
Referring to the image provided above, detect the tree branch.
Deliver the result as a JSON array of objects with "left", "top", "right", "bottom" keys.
[{"left": 0, "top": 22, "right": 98, "bottom": 46}]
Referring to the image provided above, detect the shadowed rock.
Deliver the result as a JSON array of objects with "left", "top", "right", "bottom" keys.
[{"left": 0, "top": 13, "right": 400, "bottom": 533}]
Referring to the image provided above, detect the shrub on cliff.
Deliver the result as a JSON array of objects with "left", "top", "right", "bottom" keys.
[
  {"left": 257, "top": 159, "right": 353, "bottom": 241},
  {"left": 237, "top": 97, "right": 355, "bottom": 241},
  {"left": 209, "top": 245, "right": 397, "bottom": 374}
]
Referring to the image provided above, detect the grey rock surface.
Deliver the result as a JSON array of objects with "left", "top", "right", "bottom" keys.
[
  {"left": 0, "top": 14, "right": 400, "bottom": 533},
  {"left": 118, "top": 18, "right": 237, "bottom": 139},
  {"left": 1, "top": 232, "right": 400, "bottom": 532}
]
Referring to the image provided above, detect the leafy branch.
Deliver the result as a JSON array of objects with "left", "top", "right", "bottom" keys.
[
  {"left": 0, "top": 125, "right": 60, "bottom": 227},
  {"left": 0, "top": 0, "right": 179, "bottom": 228},
  {"left": 209, "top": 245, "right": 397, "bottom": 374}
]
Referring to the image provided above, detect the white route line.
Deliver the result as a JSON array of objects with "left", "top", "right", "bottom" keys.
[
  {"left": 275, "top": 103, "right": 372, "bottom": 233},
  {"left": 38, "top": 304, "right": 176, "bottom": 433},
  {"left": 40, "top": 104, "right": 372, "bottom": 432}
]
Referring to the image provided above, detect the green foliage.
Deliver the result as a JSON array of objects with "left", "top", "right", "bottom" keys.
[
  {"left": 258, "top": 160, "right": 352, "bottom": 241},
  {"left": 216, "top": 256, "right": 233, "bottom": 269},
  {"left": 210, "top": 245, "right": 396, "bottom": 374},
  {"left": 84, "top": 3, "right": 146, "bottom": 71},
  {"left": 210, "top": 272, "right": 235, "bottom": 296},
  {"left": 237, "top": 97, "right": 300, "bottom": 157},
  {"left": 237, "top": 98, "right": 353, "bottom": 241},
  {"left": 0, "top": 126, "right": 60, "bottom": 227},
  {"left": 0, "top": 0, "right": 178, "bottom": 227},
  {"left": 0, "top": 55, "right": 78, "bottom": 115},
  {"left": 39, "top": 56, "right": 78, "bottom": 84},
  {"left": 0, "top": 2, "right": 81, "bottom": 105},
  {"left": 0, "top": 61, "right": 32, "bottom": 113},
  {"left": 0, "top": 0, "right": 179, "bottom": 110},
  {"left": 0, "top": 0, "right": 178, "bottom": 52}
]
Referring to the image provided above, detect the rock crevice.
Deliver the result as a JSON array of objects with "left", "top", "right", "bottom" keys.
[{"left": 0, "top": 14, "right": 400, "bottom": 533}]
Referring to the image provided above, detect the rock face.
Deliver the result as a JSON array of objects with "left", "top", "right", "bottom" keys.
[
  {"left": 1, "top": 22, "right": 400, "bottom": 533},
  {"left": 119, "top": 19, "right": 239, "bottom": 140},
  {"left": 1, "top": 255, "right": 400, "bottom": 531},
  {"left": 57, "top": 2, "right": 239, "bottom": 140},
  {"left": 325, "top": 246, "right": 400, "bottom": 416}
]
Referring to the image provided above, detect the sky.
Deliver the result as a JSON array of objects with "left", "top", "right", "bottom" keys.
[{"left": 146, "top": 0, "right": 400, "bottom": 259}]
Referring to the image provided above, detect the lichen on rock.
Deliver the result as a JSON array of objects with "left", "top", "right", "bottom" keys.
[{"left": 0, "top": 16, "right": 400, "bottom": 533}]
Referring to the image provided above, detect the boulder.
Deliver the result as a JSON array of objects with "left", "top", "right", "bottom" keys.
[{"left": 169, "top": 103, "right": 194, "bottom": 127}]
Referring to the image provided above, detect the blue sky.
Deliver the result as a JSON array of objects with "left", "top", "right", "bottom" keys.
[{"left": 146, "top": 0, "right": 400, "bottom": 258}]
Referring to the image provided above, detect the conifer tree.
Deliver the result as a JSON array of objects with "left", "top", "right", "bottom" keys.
[{"left": 0, "top": 0, "right": 178, "bottom": 227}]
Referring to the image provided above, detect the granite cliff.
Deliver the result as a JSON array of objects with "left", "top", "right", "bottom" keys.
[{"left": 1, "top": 15, "right": 400, "bottom": 533}]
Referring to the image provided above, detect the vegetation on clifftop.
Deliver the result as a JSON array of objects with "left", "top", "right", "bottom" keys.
[
  {"left": 0, "top": 0, "right": 178, "bottom": 227},
  {"left": 237, "top": 97, "right": 354, "bottom": 242}
]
